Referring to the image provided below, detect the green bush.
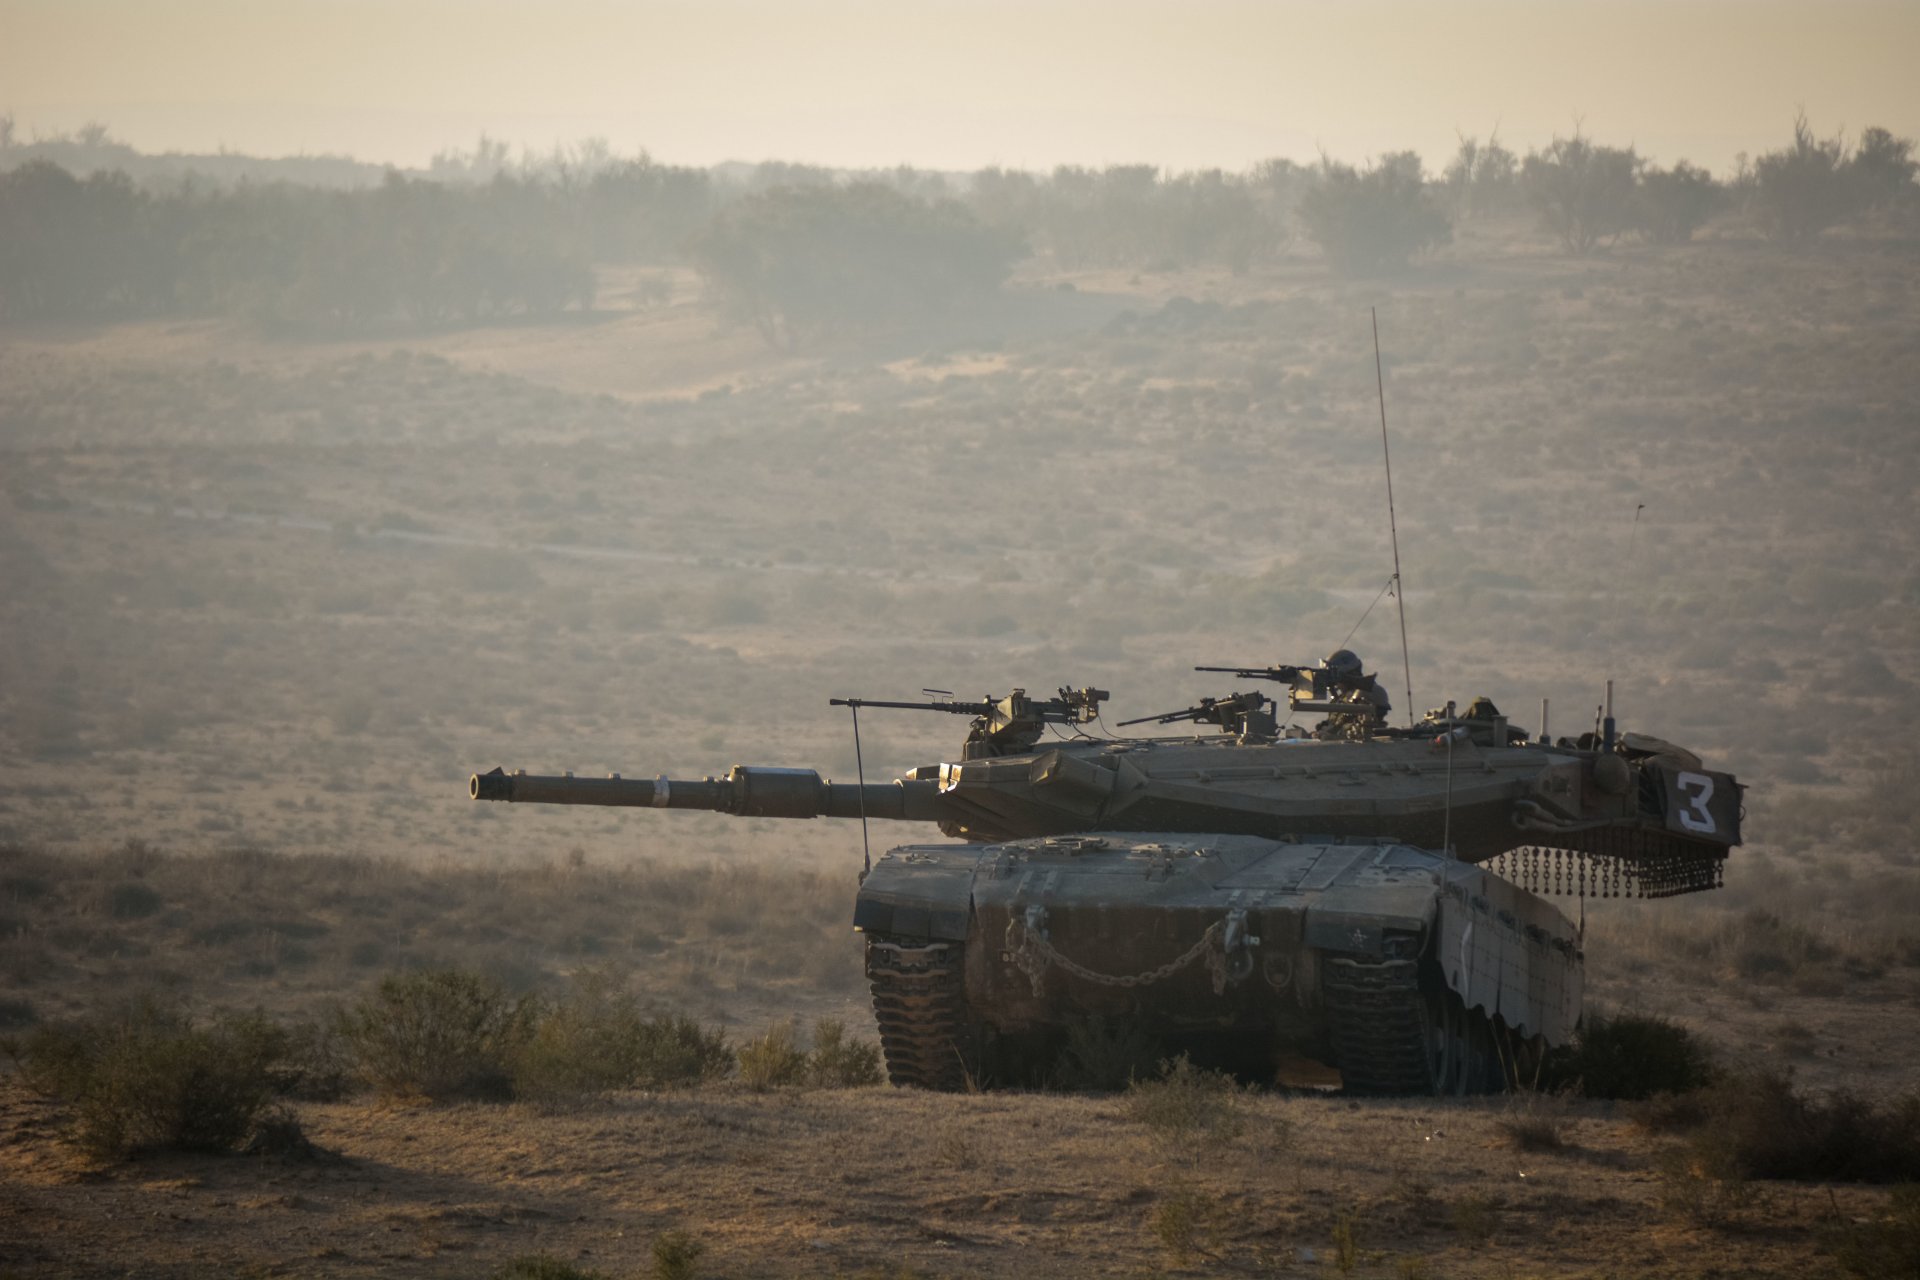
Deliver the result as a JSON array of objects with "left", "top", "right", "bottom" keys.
[
  {"left": 335, "top": 969, "right": 535, "bottom": 1101},
  {"left": 510, "top": 973, "right": 730, "bottom": 1101},
  {"left": 736, "top": 1020, "right": 809, "bottom": 1090},
  {"left": 1540, "top": 1009, "right": 1717, "bottom": 1100},
  {"left": 7, "top": 999, "right": 286, "bottom": 1158},
  {"left": 733, "top": 1018, "right": 883, "bottom": 1091},
  {"left": 807, "top": 1018, "right": 883, "bottom": 1087}
]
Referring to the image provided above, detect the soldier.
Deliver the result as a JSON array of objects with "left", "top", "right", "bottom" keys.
[{"left": 1321, "top": 649, "right": 1392, "bottom": 724}]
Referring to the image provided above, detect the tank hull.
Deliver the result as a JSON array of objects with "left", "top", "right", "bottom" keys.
[{"left": 855, "top": 832, "right": 1581, "bottom": 1094}]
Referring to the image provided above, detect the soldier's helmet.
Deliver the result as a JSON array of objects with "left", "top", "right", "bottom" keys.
[{"left": 1322, "top": 649, "right": 1364, "bottom": 679}]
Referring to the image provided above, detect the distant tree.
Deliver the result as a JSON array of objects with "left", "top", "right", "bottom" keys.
[
  {"left": 1522, "top": 133, "right": 1639, "bottom": 253},
  {"left": 1296, "top": 152, "right": 1451, "bottom": 274},
  {"left": 1635, "top": 161, "right": 1724, "bottom": 244},
  {"left": 1443, "top": 131, "right": 1520, "bottom": 217},
  {"left": 1850, "top": 125, "right": 1918, "bottom": 212},
  {"left": 1752, "top": 113, "right": 1856, "bottom": 243},
  {"left": 688, "top": 183, "right": 1024, "bottom": 347}
]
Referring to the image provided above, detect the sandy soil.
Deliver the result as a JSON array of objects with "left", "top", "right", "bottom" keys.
[{"left": 0, "top": 1079, "right": 1889, "bottom": 1279}]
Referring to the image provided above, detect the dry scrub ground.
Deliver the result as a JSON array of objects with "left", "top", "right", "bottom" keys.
[
  {"left": 0, "top": 1080, "right": 1897, "bottom": 1279},
  {"left": 3, "top": 226, "right": 1919, "bottom": 1277}
]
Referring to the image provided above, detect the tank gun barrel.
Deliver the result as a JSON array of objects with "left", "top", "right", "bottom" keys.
[{"left": 471, "top": 765, "right": 944, "bottom": 821}]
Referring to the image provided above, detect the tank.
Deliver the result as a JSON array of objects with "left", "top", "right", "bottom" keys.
[{"left": 470, "top": 653, "right": 1742, "bottom": 1093}]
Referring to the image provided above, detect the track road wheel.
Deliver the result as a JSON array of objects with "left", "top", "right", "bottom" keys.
[
  {"left": 1324, "top": 958, "right": 1505, "bottom": 1096},
  {"left": 865, "top": 939, "right": 975, "bottom": 1091}
]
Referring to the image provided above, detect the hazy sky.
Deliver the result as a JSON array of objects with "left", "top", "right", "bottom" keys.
[{"left": 4, "top": 0, "right": 1917, "bottom": 175}]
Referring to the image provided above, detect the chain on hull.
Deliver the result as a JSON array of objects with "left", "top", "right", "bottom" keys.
[{"left": 865, "top": 939, "right": 973, "bottom": 1091}]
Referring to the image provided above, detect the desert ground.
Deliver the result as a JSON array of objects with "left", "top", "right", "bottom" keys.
[{"left": 2, "top": 206, "right": 1918, "bottom": 1277}]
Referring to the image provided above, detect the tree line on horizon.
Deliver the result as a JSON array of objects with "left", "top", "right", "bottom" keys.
[{"left": 0, "top": 115, "right": 1913, "bottom": 340}]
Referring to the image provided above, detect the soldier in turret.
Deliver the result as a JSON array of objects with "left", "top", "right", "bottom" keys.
[{"left": 1314, "top": 649, "right": 1392, "bottom": 737}]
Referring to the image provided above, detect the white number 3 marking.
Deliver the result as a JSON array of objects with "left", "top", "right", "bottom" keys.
[{"left": 1676, "top": 771, "right": 1717, "bottom": 834}]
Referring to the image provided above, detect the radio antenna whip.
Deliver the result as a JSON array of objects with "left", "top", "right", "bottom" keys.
[
  {"left": 1373, "top": 307, "right": 1415, "bottom": 728},
  {"left": 844, "top": 702, "right": 872, "bottom": 877}
]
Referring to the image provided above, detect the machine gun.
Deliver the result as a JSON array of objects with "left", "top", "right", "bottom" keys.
[
  {"left": 831, "top": 686, "right": 1109, "bottom": 759},
  {"left": 1194, "top": 663, "right": 1307, "bottom": 684},
  {"left": 1197, "top": 654, "right": 1389, "bottom": 740},
  {"left": 1117, "top": 690, "right": 1277, "bottom": 740}
]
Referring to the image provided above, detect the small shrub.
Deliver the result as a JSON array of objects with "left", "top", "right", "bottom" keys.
[
  {"left": 1497, "top": 1111, "right": 1568, "bottom": 1153},
  {"left": 736, "top": 1020, "right": 809, "bottom": 1090},
  {"left": 933, "top": 1123, "right": 982, "bottom": 1170},
  {"left": 1656, "top": 1141, "right": 1759, "bottom": 1226},
  {"left": 1150, "top": 1182, "right": 1224, "bottom": 1264},
  {"left": 1641, "top": 1070, "right": 1920, "bottom": 1185},
  {"left": 101, "top": 881, "right": 162, "bottom": 920},
  {"left": 631, "top": 1014, "right": 733, "bottom": 1087},
  {"left": 8, "top": 999, "right": 285, "bottom": 1158},
  {"left": 807, "top": 1018, "right": 883, "bottom": 1088},
  {"left": 1448, "top": 1192, "right": 1501, "bottom": 1246},
  {"left": 336, "top": 969, "right": 534, "bottom": 1101},
  {"left": 495, "top": 1255, "right": 610, "bottom": 1280},
  {"left": 1827, "top": 1183, "right": 1920, "bottom": 1279},
  {"left": 242, "top": 1106, "right": 326, "bottom": 1160},
  {"left": 1126, "top": 1055, "right": 1246, "bottom": 1151},
  {"left": 1628, "top": 1089, "right": 1714, "bottom": 1134},
  {"left": 650, "top": 1229, "right": 704, "bottom": 1280},
  {"left": 1331, "top": 1210, "right": 1359, "bottom": 1273},
  {"left": 1711, "top": 1072, "right": 1920, "bottom": 1183},
  {"left": 511, "top": 975, "right": 732, "bottom": 1101},
  {"left": 1540, "top": 1009, "right": 1717, "bottom": 1100}
]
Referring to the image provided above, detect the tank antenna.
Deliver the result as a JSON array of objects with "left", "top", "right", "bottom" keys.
[
  {"left": 845, "top": 702, "right": 872, "bottom": 876},
  {"left": 1373, "top": 307, "right": 1415, "bottom": 728},
  {"left": 1601, "top": 503, "right": 1643, "bottom": 750}
]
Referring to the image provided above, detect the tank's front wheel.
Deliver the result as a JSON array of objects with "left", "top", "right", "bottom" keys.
[
  {"left": 1325, "top": 957, "right": 1507, "bottom": 1096},
  {"left": 865, "top": 939, "right": 976, "bottom": 1091}
]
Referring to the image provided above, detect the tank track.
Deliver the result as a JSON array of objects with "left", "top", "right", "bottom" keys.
[
  {"left": 865, "top": 939, "right": 973, "bottom": 1091},
  {"left": 1322, "top": 957, "right": 1439, "bottom": 1095}
]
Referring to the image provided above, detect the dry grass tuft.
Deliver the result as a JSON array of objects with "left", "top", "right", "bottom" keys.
[
  {"left": 1124, "top": 1054, "right": 1247, "bottom": 1154},
  {"left": 1497, "top": 1110, "right": 1569, "bottom": 1152}
]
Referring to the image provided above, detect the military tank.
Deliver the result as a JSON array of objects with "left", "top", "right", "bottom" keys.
[{"left": 471, "top": 651, "right": 1740, "bottom": 1094}]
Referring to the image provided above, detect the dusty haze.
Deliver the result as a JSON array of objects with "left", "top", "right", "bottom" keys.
[
  {"left": 5, "top": 0, "right": 1919, "bottom": 172},
  {"left": 2, "top": 9, "right": 1919, "bottom": 1278}
]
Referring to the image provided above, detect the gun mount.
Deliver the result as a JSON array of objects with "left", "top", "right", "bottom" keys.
[
  {"left": 831, "top": 686, "right": 1108, "bottom": 759},
  {"left": 1117, "top": 690, "right": 1277, "bottom": 740},
  {"left": 1197, "top": 648, "right": 1391, "bottom": 740}
]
